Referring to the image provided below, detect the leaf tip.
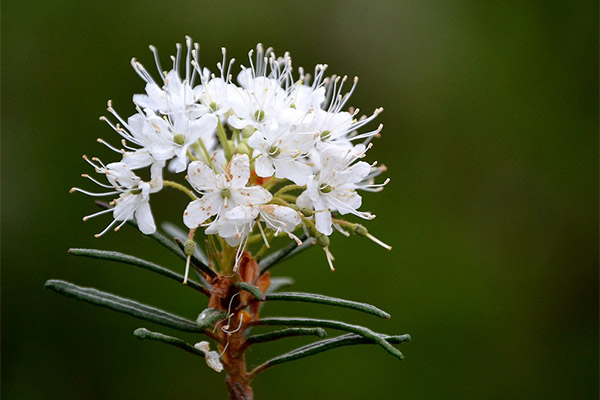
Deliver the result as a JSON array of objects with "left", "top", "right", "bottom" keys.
[{"left": 133, "top": 328, "right": 149, "bottom": 339}]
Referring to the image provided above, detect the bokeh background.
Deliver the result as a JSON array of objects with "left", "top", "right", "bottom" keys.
[{"left": 2, "top": 1, "right": 598, "bottom": 399}]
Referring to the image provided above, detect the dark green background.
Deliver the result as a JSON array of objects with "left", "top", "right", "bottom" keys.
[{"left": 3, "top": 1, "right": 598, "bottom": 399}]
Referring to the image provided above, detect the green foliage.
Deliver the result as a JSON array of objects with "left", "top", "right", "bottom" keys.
[
  {"left": 265, "top": 292, "right": 391, "bottom": 319},
  {"left": 44, "top": 280, "right": 206, "bottom": 333}
]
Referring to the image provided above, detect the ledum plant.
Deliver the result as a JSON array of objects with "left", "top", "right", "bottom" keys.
[{"left": 46, "top": 37, "right": 410, "bottom": 399}]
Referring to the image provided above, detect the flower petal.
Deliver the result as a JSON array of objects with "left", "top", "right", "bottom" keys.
[
  {"left": 229, "top": 154, "right": 250, "bottom": 188},
  {"left": 187, "top": 161, "right": 217, "bottom": 191},
  {"left": 255, "top": 155, "right": 275, "bottom": 178},
  {"left": 183, "top": 193, "right": 221, "bottom": 228},
  {"left": 135, "top": 200, "right": 156, "bottom": 234},
  {"left": 231, "top": 186, "right": 272, "bottom": 207}
]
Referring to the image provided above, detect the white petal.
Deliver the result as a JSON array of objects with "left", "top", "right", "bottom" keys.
[
  {"left": 333, "top": 161, "right": 371, "bottom": 186},
  {"left": 187, "top": 161, "right": 217, "bottom": 191},
  {"left": 273, "top": 159, "right": 311, "bottom": 185},
  {"left": 183, "top": 193, "right": 221, "bottom": 228},
  {"left": 231, "top": 186, "right": 272, "bottom": 207},
  {"left": 296, "top": 190, "right": 312, "bottom": 209},
  {"left": 255, "top": 155, "right": 275, "bottom": 178},
  {"left": 315, "top": 207, "right": 333, "bottom": 236},
  {"left": 259, "top": 205, "right": 301, "bottom": 232},
  {"left": 247, "top": 131, "right": 269, "bottom": 152},
  {"left": 121, "top": 151, "right": 155, "bottom": 170},
  {"left": 229, "top": 154, "right": 250, "bottom": 188},
  {"left": 135, "top": 200, "right": 156, "bottom": 234}
]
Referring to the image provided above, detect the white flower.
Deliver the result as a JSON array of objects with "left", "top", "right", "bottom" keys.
[
  {"left": 247, "top": 126, "right": 316, "bottom": 185},
  {"left": 297, "top": 145, "right": 374, "bottom": 235},
  {"left": 143, "top": 110, "right": 218, "bottom": 173},
  {"left": 183, "top": 154, "right": 272, "bottom": 229},
  {"left": 71, "top": 158, "right": 163, "bottom": 236},
  {"left": 256, "top": 204, "right": 302, "bottom": 243},
  {"left": 131, "top": 37, "right": 207, "bottom": 116}
]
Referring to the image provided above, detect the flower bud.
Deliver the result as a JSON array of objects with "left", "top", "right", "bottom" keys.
[
  {"left": 301, "top": 207, "right": 314, "bottom": 217},
  {"left": 317, "top": 234, "right": 330, "bottom": 248},
  {"left": 241, "top": 126, "right": 256, "bottom": 138},
  {"left": 236, "top": 142, "right": 252, "bottom": 156}
]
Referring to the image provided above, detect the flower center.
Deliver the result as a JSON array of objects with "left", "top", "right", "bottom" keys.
[
  {"left": 221, "top": 188, "right": 231, "bottom": 199},
  {"left": 320, "top": 184, "right": 333, "bottom": 194},
  {"left": 320, "top": 130, "right": 331, "bottom": 140},
  {"left": 254, "top": 110, "right": 265, "bottom": 122},
  {"left": 268, "top": 146, "right": 281, "bottom": 157},
  {"left": 173, "top": 134, "right": 186, "bottom": 145}
]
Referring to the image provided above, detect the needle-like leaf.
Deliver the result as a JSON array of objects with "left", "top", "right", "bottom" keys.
[
  {"left": 68, "top": 248, "right": 209, "bottom": 295},
  {"left": 134, "top": 328, "right": 205, "bottom": 357},
  {"left": 45, "top": 280, "right": 205, "bottom": 333},
  {"left": 245, "top": 328, "right": 326, "bottom": 347},
  {"left": 249, "top": 333, "right": 410, "bottom": 379},
  {"left": 265, "top": 292, "right": 390, "bottom": 319},
  {"left": 249, "top": 317, "right": 404, "bottom": 360},
  {"left": 234, "top": 282, "right": 265, "bottom": 301}
]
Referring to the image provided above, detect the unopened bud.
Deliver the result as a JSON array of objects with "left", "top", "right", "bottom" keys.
[
  {"left": 236, "top": 142, "right": 251, "bottom": 156},
  {"left": 184, "top": 239, "right": 196, "bottom": 256},
  {"left": 317, "top": 234, "right": 330, "bottom": 248},
  {"left": 353, "top": 224, "right": 368, "bottom": 237},
  {"left": 301, "top": 207, "right": 314, "bottom": 217},
  {"left": 241, "top": 126, "right": 256, "bottom": 138}
]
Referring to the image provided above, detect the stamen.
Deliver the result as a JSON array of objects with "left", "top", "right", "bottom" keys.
[
  {"left": 257, "top": 221, "right": 270, "bottom": 248},
  {"left": 323, "top": 246, "right": 335, "bottom": 271},
  {"left": 366, "top": 232, "right": 392, "bottom": 251},
  {"left": 183, "top": 255, "right": 191, "bottom": 285}
]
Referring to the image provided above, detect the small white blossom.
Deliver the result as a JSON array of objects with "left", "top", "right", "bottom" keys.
[
  {"left": 71, "top": 158, "right": 163, "bottom": 236},
  {"left": 247, "top": 125, "right": 316, "bottom": 185},
  {"left": 183, "top": 154, "right": 272, "bottom": 229},
  {"left": 297, "top": 145, "right": 374, "bottom": 235}
]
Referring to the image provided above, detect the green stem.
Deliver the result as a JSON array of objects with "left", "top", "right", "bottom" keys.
[
  {"left": 217, "top": 118, "right": 233, "bottom": 160},
  {"left": 195, "top": 139, "right": 212, "bottom": 165},
  {"left": 274, "top": 184, "right": 305, "bottom": 197},
  {"left": 163, "top": 180, "right": 196, "bottom": 200}
]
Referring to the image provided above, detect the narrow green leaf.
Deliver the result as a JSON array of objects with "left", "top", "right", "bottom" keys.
[
  {"left": 265, "top": 292, "right": 390, "bottom": 319},
  {"left": 246, "top": 328, "right": 326, "bottom": 346},
  {"left": 95, "top": 201, "right": 185, "bottom": 259},
  {"left": 162, "top": 222, "right": 209, "bottom": 265},
  {"left": 196, "top": 308, "right": 227, "bottom": 330},
  {"left": 68, "top": 248, "right": 209, "bottom": 295},
  {"left": 134, "top": 328, "right": 205, "bottom": 357},
  {"left": 174, "top": 237, "right": 217, "bottom": 279},
  {"left": 234, "top": 282, "right": 265, "bottom": 301},
  {"left": 250, "top": 317, "right": 404, "bottom": 360},
  {"left": 265, "top": 277, "right": 294, "bottom": 295},
  {"left": 45, "top": 280, "right": 204, "bottom": 333},
  {"left": 258, "top": 235, "right": 313, "bottom": 275},
  {"left": 249, "top": 333, "right": 410, "bottom": 378}
]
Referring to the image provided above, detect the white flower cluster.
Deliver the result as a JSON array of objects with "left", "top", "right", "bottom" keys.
[{"left": 72, "top": 38, "right": 390, "bottom": 269}]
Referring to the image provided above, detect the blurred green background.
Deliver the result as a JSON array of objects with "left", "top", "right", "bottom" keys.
[{"left": 2, "top": 0, "right": 598, "bottom": 399}]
